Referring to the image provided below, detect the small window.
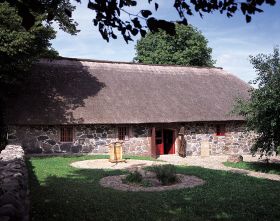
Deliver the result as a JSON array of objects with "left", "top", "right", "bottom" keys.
[
  {"left": 216, "top": 124, "right": 225, "bottom": 136},
  {"left": 60, "top": 126, "right": 73, "bottom": 142},
  {"left": 118, "top": 126, "right": 129, "bottom": 140}
]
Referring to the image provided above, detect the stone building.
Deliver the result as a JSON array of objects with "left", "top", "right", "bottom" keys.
[{"left": 5, "top": 58, "right": 254, "bottom": 157}]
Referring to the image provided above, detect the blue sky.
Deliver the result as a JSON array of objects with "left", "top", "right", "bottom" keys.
[{"left": 51, "top": 1, "right": 280, "bottom": 83}]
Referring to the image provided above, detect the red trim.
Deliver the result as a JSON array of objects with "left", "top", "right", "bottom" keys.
[
  {"left": 155, "top": 128, "right": 175, "bottom": 155},
  {"left": 216, "top": 124, "right": 225, "bottom": 136}
]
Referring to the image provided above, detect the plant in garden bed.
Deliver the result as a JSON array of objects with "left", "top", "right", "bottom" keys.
[
  {"left": 122, "top": 171, "right": 153, "bottom": 187},
  {"left": 123, "top": 171, "right": 143, "bottom": 183},
  {"left": 151, "top": 164, "right": 179, "bottom": 185}
]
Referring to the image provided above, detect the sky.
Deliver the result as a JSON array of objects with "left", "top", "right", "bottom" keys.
[{"left": 51, "top": 1, "right": 280, "bottom": 83}]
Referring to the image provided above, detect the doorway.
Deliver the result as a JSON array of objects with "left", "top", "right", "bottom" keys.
[{"left": 155, "top": 128, "right": 175, "bottom": 155}]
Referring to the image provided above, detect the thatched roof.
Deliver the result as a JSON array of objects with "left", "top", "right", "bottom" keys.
[{"left": 5, "top": 58, "right": 251, "bottom": 125}]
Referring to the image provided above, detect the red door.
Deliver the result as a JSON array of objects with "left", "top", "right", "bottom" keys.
[
  {"left": 156, "top": 129, "right": 164, "bottom": 155},
  {"left": 163, "top": 129, "right": 175, "bottom": 154},
  {"left": 156, "top": 128, "right": 175, "bottom": 155}
]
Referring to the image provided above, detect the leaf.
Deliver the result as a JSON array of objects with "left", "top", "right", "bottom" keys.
[
  {"left": 140, "top": 29, "right": 147, "bottom": 37},
  {"left": 64, "top": 8, "right": 72, "bottom": 17},
  {"left": 111, "top": 33, "right": 117, "bottom": 39},
  {"left": 93, "top": 19, "right": 98, "bottom": 26},
  {"left": 240, "top": 3, "right": 247, "bottom": 15},
  {"left": 155, "top": 3, "right": 159, "bottom": 11},
  {"left": 177, "top": 18, "right": 188, "bottom": 25},
  {"left": 141, "top": 10, "right": 152, "bottom": 18},
  {"left": 131, "top": 28, "right": 138, "bottom": 36},
  {"left": 246, "top": 15, "right": 251, "bottom": 23},
  {"left": 132, "top": 17, "right": 141, "bottom": 29}
]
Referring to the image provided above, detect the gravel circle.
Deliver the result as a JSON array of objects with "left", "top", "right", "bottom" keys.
[{"left": 100, "top": 174, "right": 205, "bottom": 192}]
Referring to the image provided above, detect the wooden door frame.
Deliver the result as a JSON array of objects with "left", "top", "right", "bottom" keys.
[{"left": 155, "top": 127, "right": 176, "bottom": 155}]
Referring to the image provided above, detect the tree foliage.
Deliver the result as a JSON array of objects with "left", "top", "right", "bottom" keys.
[
  {"left": 0, "top": 3, "right": 56, "bottom": 84},
  {"left": 0, "top": 1, "right": 77, "bottom": 149},
  {"left": 235, "top": 47, "right": 280, "bottom": 157},
  {"left": 2, "top": 0, "right": 276, "bottom": 42},
  {"left": 134, "top": 24, "right": 214, "bottom": 66}
]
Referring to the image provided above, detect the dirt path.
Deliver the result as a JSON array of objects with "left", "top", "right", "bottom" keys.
[
  {"left": 71, "top": 159, "right": 167, "bottom": 170},
  {"left": 158, "top": 155, "right": 280, "bottom": 181}
]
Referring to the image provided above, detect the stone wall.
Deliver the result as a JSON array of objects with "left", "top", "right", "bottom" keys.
[
  {"left": 0, "top": 145, "right": 29, "bottom": 221},
  {"left": 182, "top": 122, "right": 256, "bottom": 156},
  {"left": 8, "top": 124, "right": 151, "bottom": 156},
  {"left": 7, "top": 122, "right": 255, "bottom": 156}
]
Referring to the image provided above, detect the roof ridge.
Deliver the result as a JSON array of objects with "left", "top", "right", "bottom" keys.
[{"left": 42, "top": 56, "right": 223, "bottom": 70}]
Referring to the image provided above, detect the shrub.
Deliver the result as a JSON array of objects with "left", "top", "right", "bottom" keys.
[
  {"left": 152, "top": 164, "right": 178, "bottom": 185},
  {"left": 124, "top": 171, "right": 143, "bottom": 183}
]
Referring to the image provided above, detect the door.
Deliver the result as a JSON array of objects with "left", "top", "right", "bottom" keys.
[
  {"left": 156, "top": 129, "right": 164, "bottom": 155},
  {"left": 156, "top": 128, "right": 175, "bottom": 155},
  {"left": 163, "top": 129, "right": 175, "bottom": 154}
]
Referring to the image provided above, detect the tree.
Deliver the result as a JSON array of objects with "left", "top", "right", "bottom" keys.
[
  {"left": 2, "top": 0, "right": 276, "bottom": 42},
  {"left": 235, "top": 47, "right": 280, "bottom": 157},
  {"left": 134, "top": 24, "right": 214, "bottom": 66},
  {"left": 0, "top": 1, "right": 78, "bottom": 149}
]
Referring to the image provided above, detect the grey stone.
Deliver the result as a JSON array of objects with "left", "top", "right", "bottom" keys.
[
  {"left": 41, "top": 143, "right": 53, "bottom": 154},
  {"left": 78, "top": 139, "right": 85, "bottom": 145},
  {"left": 95, "top": 141, "right": 106, "bottom": 146},
  {"left": 81, "top": 145, "right": 93, "bottom": 153},
  {"left": 0, "top": 204, "right": 17, "bottom": 217},
  {"left": 7, "top": 135, "right": 17, "bottom": 140},
  {"left": 76, "top": 132, "right": 83, "bottom": 137},
  {"left": 45, "top": 139, "right": 56, "bottom": 146},
  {"left": 87, "top": 134, "right": 94, "bottom": 138},
  {"left": 37, "top": 135, "right": 49, "bottom": 141},
  {"left": 53, "top": 144, "right": 61, "bottom": 153},
  {"left": 71, "top": 145, "right": 82, "bottom": 153},
  {"left": 227, "top": 155, "right": 243, "bottom": 163},
  {"left": 96, "top": 128, "right": 103, "bottom": 133},
  {"left": 60, "top": 143, "right": 72, "bottom": 152},
  {"left": 22, "top": 138, "right": 40, "bottom": 150},
  {"left": 25, "top": 147, "right": 42, "bottom": 154}
]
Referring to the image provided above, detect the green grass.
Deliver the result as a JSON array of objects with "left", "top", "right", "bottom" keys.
[
  {"left": 27, "top": 155, "right": 280, "bottom": 221},
  {"left": 223, "top": 161, "right": 280, "bottom": 175}
]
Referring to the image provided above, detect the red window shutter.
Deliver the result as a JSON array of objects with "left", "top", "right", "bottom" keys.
[
  {"left": 118, "top": 127, "right": 128, "bottom": 140},
  {"left": 60, "top": 126, "right": 73, "bottom": 142}
]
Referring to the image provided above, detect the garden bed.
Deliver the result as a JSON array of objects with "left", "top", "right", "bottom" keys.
[{"left": 100, "top": 174, "right": 205, "bottom": 191}]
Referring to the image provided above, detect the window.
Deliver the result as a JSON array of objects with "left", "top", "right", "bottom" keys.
[
  {"left": 216, "top": 124, "right": 225, "bottom": 136},
  {"left": 118, "top": 126, "right": 129, "bottom": 140},
  {"left": 60, "top": 126, "right": 73, "bottom": 142}
]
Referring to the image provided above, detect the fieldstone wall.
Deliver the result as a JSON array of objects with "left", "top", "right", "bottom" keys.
[
  {"left": 181, "top": 122, "right": 256, "bottom": 156},
  {"left": 7, "top": 122, "right": 255, "bottom": 156},
  {"left": 0, "top": 145, "right": 29, "bottom": 221},
  {"left": 8, "top": 124, "right": 151, "bottom": 156}
]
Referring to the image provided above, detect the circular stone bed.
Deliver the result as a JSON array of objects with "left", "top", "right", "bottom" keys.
[
  {"left": 100, "top": 174, "right": 205, "bottom": 192},
  {"left": 71, "top": 159, "right": 168, "bottom": 170},
  {"left": 71, "top": 159, "right": 205, "bottom": 191}
]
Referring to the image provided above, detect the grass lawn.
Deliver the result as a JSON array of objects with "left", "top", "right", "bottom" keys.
[
  {"left": 223, "top": 161, "right": 280, "bottom": 175},
  {"left": 27, "top": 155, "right": 280, "bottom": 221}
]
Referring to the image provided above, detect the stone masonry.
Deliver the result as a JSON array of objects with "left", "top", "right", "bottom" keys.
[
  {"left": 0, "top": 145, "right": 29, "bottom": 221},
  {"left": 8, "top": 124, "right": 151, "bottom": 156},
  {"left": 7, "top": 122, "right": 255, "bottom": 156},
  {"left": 181, "top": 122, "right": 256, "bottom": 156}
]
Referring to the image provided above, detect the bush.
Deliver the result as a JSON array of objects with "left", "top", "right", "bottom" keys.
[
  {"left": 124, "top": 171, "right": 143, "bottom": 183},
  {"left": 152, "top": 164, "right": 178, "bottom": 185}
]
